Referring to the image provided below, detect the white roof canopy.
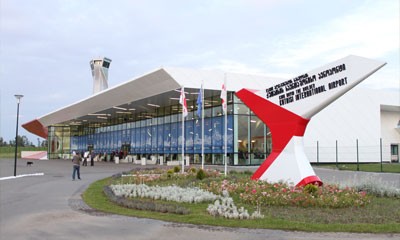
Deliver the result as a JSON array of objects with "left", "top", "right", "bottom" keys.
[{"left": 23, "top": 67, "right": 283, "bottom": 137}]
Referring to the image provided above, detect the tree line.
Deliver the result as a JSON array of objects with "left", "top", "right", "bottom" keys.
[{"left": 0, "top": 135, "right": 48, "bottom": 147}]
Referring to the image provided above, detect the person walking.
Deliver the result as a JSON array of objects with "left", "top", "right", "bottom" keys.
[{"left": 72, "top": 152, "right": 82, "bottom": 180}]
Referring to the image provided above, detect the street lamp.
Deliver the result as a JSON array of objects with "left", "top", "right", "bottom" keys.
[{"left": 14, "top": 94, "right": 23, "bottom": 177}]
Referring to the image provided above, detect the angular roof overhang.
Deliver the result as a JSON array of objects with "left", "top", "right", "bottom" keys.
[{"left": 22, "top": 119, "right": 48, "bottom": 139}]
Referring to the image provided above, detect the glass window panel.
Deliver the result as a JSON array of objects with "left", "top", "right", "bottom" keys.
[
  {"left": 237, "top": 115, "right": 249, "bottom": 165},
  {"left": 164, "top": 114, "right": 171, "bottom": 123},
  {"left": 186, "top": 120, "right": 194, "bottom": 153},
  {"left": 227, "top": 115, "right": 234, "bottom": 152},
  {"left": 235, "top": 103, "right": 249, "bottom": 115},
  {"left": 151, "top": 125, "right": 157, "bottom": 152},
  {"left": 194, "top": 119, "right": 202, "bottom": 152},
  {"left": 130, "top": 128, "right": 135, "bottom": 149},
  {"left": 139, "top": 127, "right": 145, "bottom": 152},
  {"left": 204, "top": 105, "right": 212, "bottom": 118},
  {"left": 110, "top": 132, "right": 114, "bottom": 151},
  {"left": 135, "top": 127, "right": 141, "bottom": 152},
  {"left": 187, "top": 110, "right": 194, "bottom": 120},
  {"left": 163, "top": 123, "right": 171, "bottom": 152},
  {"left": 250, "top": 115, "right": 265, "bottom": 165},
  {"left": 170, "top": 122, "right": 178, "bottom": 152},
  {"left": 157, "top": 116, "right": 164, "bottom": 125},
  {"left": 212, "top": 116, "right": 223, "bottom": 153},
  {"left": 204, "top": 118, "right": 212, "bottom": 152},
  {"left": 117, "top": 130, "right": 122, "bottom": 149},
  {"left": 146, "top": 126, "right": 152, "bottom": 152},
  {"left": 212, "top": 105, "right": 223, "bottom": 117},
  {"left": 157, "top": 124, "right": 164, "bottom": 151},
  {"left": 171, "top": 113, "right": 178, "bottom": 123}
]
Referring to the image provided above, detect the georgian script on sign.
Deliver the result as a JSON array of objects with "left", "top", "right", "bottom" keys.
[{"left": 266, "top": 64, "right": 347, "bottom": 106}]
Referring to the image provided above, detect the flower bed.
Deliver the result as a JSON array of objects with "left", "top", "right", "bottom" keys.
[
  {"left": 105, "top": 167, "right": 374, "bottom": 220},
  {"left": 104, "top": 185, "right": 190, "bottom": 215},
  {"left": 109, "top": 184, "right": 218, "bottom": 203},
  {"left": 199, "top": 179, "right": 371, "bottom": 208}
]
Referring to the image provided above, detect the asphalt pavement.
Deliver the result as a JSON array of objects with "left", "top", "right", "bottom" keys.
[{"left": 0, "top": 158, "right": 399, "bottom": 240}]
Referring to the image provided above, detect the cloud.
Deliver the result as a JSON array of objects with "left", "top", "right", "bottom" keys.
[
  {"left": 265, "top": 0, "right": 399, "bottom": 69},
  {"left": 0, "top": 0, "right": 398, "bottom": 142}
]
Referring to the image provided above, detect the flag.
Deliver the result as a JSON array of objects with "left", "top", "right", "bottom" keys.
[
  {"left": 196, "top": 86, "right": 202, "bottom": 117},
  {"left": 220, "top": 82, "right": 227, "bottom": 115},
  {"left": 180, "top": 87, "right": 188, "bottom": 117}
]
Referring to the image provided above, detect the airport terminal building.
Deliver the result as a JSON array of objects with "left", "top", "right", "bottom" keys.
[{"left": 23, "top": 58, "right": 400, "bottom": 165}]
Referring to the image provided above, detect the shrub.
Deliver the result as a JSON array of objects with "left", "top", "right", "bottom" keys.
[
  {"left": 196, "top": 169, "right": 206, "bottom": 180},
  {"left": 173, "top": 166, "right": 181, "bottom": 173},
  {"left": 304, "top": 183, "right": 319, "bottom": 196},
  {"left": 243, "top": 170, "right": 253, "bottom": 175},
  {"left": 167, "top": 169, "right": 174, "bottom": 178}
]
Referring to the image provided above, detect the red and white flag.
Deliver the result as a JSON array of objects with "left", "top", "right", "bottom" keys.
[
  {"left": 180, "top": 87, "right": 188, "bottom": 117},
  {"left": 220, "top": 81, "right": 227, "bottom": 115}
]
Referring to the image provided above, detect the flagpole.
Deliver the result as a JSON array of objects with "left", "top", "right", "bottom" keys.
[
  {"left": 182, "top": 106, "right": 185, "bottom": 174},
  {"left": 224, "top": 73, "right": 228, "bottom": 176},
  {"left": 180, "top": 86, "right": 186, "bottom": 174},
  {"left": 201, "top": 81, "right": 205, "bottom": 170}
]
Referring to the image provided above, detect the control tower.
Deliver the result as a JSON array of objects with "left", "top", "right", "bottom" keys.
[{"left": 90, "top": 57, "right": 112, "bottom": 94}]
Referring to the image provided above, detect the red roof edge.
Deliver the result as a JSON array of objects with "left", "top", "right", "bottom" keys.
[{"left": 22, "top": 119, "right": 48, "bottom": 139}]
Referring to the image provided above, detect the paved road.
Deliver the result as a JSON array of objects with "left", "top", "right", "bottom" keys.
[{"left": 0, "top": 158, "right": 399, "bottom": 240}]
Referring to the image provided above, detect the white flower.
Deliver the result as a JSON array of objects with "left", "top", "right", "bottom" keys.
[{"left": 110, "top": 184, "right": 218, "bottom": 203}]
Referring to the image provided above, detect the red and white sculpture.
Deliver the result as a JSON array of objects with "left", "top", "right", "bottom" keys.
[{"left": 236, "top": 55, "right": 386, "bottom": 186}]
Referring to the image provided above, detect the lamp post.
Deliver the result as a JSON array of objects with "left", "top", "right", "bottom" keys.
[{"left": 14, "top": 94, "right": 23, "bottom": 177}]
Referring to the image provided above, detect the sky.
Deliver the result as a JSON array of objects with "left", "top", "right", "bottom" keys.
[{"left": 1, "top": 0, "right": 399, "bottom": 143}]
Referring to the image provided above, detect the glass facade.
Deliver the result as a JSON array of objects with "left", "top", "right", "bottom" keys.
[{"left": 48, "top": 92, "right": 272, "bottom": 165}]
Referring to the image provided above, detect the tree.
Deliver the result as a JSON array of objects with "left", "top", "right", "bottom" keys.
[
  {"left": 41, "top": 140, "right": 48, "bottom": 148},
  {"left": 0, "top": 137, "right": 6, "bottom": 146},
  {"left": 8, "top": 135, "right": 26, "bottom": 147},
  {"left": 22, "top": 136, "right": 29, "bottom": 147}
]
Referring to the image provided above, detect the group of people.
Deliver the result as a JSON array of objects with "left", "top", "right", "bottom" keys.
[
  {"left": 71, "top": 150, "right": 95, "bottom": 181},
  {"left": 82, "top": 151, "right": 95, "bottom": 166},
  {"left": 71, "top": 149, "right": 129, "bottom": 180}
]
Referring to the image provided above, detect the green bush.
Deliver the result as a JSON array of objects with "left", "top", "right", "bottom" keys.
[
  {"left": 167, "top": 169, "right": 174, "bottom": 178},
  {"left": 304, "top": 184, "right": 319, "bottom": 196},
  {"left": 173, "top": 166, "right": 181, "bottom": 173},
  {"left": 196, "top": 169, "right": 206, "bottom": 180}
]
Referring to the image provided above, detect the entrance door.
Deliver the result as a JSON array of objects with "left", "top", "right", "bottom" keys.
[{"left": 391, "top": 144, "right": 399, "bottom": 163}]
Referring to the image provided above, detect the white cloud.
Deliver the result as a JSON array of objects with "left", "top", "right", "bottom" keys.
[
  {"left": 205, "top": 59, "right": 266, "bottom": 75},
  {"left": 265, "top": 0, "right": 399, "bottom": 69}
]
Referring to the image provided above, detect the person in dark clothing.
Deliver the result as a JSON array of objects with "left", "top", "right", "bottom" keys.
[
  {"left": 82, "top": 152, "right": 88, "bottom": 166},
  {"left": 72, "top": 152, "right": 82, "bottom": 180},
  {"left": 90, "top": 151, "right": 95, "bottom": 166}
]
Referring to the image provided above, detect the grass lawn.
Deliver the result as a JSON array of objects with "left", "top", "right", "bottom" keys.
[
  {"left": 314, "top": 163, "right": 400, "bottom": 173},
  {"left": 83, "top": 170, "right": 400, "bottom": 233}
]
